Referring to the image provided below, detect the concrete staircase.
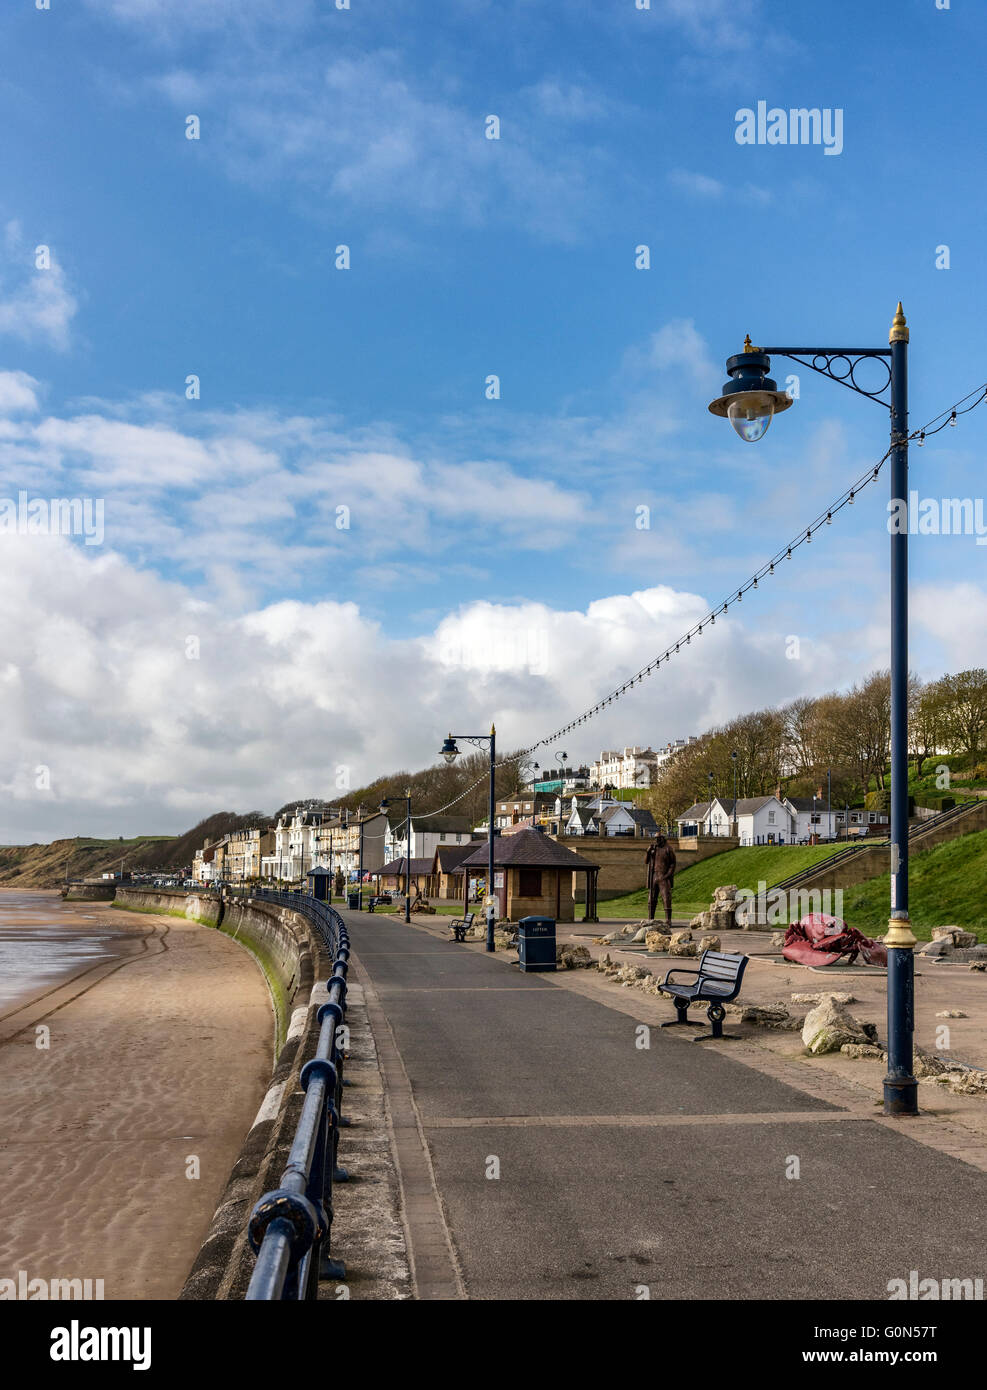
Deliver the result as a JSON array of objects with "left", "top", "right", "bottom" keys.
[{"left": 771, "top": 798, "right": 987, "bottom": 899}]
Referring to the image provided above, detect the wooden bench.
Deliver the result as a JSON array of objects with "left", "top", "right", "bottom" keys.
[
  {"left": 450, "top": 911, "right": 475, "bottom": 943},
  {"left": 658, "top": 950, "right": 748, "bottom": 1040}
]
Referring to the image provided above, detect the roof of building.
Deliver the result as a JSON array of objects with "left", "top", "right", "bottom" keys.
[
  {"left": 721, "top": 796, "right": 778, "bottom": 815},
  {"left": 431, "top": 843, "right": 483, "bottom": 874},
  {"left": 381, "top": 858, "right": 434, "bottom": 876},
  {"left": 410, "top": 814, "right": 473, "bottom": 833},
  {"left": 785, "top": 796, "right": 826, "bottom": 812},
  {"left": 460, "top": 827, "right": 598, "bottom": 870},
  {"left": 598, "top": 806, "right": 659, "bottom": 829},
  {"left": 678, "top": 802, "right": 714, "bottom": 820}
]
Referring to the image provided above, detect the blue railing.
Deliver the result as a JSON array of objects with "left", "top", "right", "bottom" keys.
[{"left": 239, "top": 889, "right": 352, "bottom": 1300}]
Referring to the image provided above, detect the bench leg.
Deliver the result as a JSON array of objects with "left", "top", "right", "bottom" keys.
[
  {"left": 660, "top": 999, "right": 693, "bottom": 1028},
  {"left": 691, "top": 1002, "right": 739, "bottom": 1042}
]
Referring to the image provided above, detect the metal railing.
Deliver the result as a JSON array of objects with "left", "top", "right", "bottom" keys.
[{"left": 238, "top": 889, "right": 352, "bottom": 1300}]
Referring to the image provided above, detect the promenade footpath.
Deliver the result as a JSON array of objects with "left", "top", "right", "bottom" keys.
[{"left": 341, "top": 908, "right": 986, "bottom": 1301}]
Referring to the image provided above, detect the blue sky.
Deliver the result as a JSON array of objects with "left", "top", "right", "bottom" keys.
[{"left": 1, "top": 0, "right": 986, "bottom": 839}]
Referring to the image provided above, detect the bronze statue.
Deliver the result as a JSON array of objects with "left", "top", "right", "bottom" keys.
[{"left": 646, "top": 833, "right": 676, "bottom": 925}]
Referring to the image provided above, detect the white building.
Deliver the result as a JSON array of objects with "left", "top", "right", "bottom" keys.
[
  {"left": 782, "top": 797, "right": 840, "bottom": 842},
  {"left": 653, "top": 737, "right": 698, "bottom": 768},
  {"left": 385, "top": 814, "right": 476, "bottom": 866},
  {"left": 565, "top": 802, "right": 659, "bottom": 837},
  {"left": 677, "top": 795, "right": 795, "bottom": 845},
  {"left": 590, "top": 747, "right": 658, "bottom": 789}
]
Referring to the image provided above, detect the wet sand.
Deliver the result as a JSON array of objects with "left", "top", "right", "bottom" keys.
[{"left": 0, "top": 893, "right": 272, "bottom": 1299}]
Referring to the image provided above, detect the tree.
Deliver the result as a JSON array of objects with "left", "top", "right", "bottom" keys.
[
  {"left": 781, "top": 696, "right": 818, "bottom": 778},
  {"left": 937, "top": 669, "right": 987, "bottom": 756},
  {"left": 911, "top": 678, "right": 945, "bottom": 776}
]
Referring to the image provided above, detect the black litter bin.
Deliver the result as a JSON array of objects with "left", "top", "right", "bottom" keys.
[
  {"left": 347, "top": 891, "right": 360, "bottom": 910},
  {"left": 518, "top": 915, "right": 556, "bottom": 973}
]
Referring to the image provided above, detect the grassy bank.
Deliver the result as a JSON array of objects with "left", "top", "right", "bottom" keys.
[
  {"left": 841, "top": 828, "right": 987, "bottom": 941},
  {"left": 585, "top": 842, "right": 859, "bottom": 920}
]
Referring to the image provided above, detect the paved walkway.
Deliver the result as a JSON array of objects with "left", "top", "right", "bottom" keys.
[{"left": 341, "top": 909, "right": 986, "bottom": 1301}]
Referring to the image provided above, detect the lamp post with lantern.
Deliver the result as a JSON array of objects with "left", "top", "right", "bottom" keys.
[{"left": 707, "top": 304, "right": 915, "bottom": 1117}]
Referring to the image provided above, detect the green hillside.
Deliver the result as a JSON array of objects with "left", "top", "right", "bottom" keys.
[
  {"left": 592, "top": 842, "right": 854, "bottom": 920},
  {"left": 841, "top": 827, "right": 987, "bottom": 941}
]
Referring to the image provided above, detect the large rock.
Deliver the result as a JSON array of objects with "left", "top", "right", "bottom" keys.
[
  {"left": 629, "top": 927, "right": 649, "bottom": 943},
  {"left": 669, "top": 939, "right": 698, "bottom": 958},
  {"left": 801, "top": 997, "right": 870, "bottom": 1055},
  {"left": 697, "top": 934, "right": 721, "bottom": 953},
  {"left": 792, "top": 991, "right": 856, "bottom": 1006},
  {"left": 556, "top": 944, "right": 592, "bottom": 970},
  {"left": 645, "top": 930, "right": 670, "bottom": 953},
  {"left": 713, "top": 884, "right": 739, "bottom": 902},
  {"left": 689, "top": 912, "right": 708, "bottom": 930},
  {"left": 917, "top": 939, "right": 952, "bottom": 958}
]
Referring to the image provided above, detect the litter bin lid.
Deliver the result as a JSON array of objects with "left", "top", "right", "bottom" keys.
[{"left": 518, "top": 915, "right": 555, "bottom": 934}]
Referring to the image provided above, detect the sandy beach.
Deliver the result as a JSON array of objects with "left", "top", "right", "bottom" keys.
[{"left": 0, "top": 892, "right": 272, "bottom": 1299}]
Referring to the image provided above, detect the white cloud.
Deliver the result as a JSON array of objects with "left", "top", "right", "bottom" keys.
[
  {"left": 0, "top": 535, "right": 870, "bottom": 843},
  {"left": 668, "top": 169, "right": 724, "bottom": 198},
  {"left": 0, "top": 370, "right": 41, "bottom": 414},
  {"left": 912, "top": 581, "right": 987, "bottom": 672},
  {"left": 0, "top": 225, "right": 78, "bottom": 352}
]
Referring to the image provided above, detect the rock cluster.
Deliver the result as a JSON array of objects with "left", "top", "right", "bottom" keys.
[
  {"left": 596, "top": 954, "right": 665, "bottom": 996},
  {"left": 834, "top": 1042, "right": 987, "bottom": 1095},
  {"left": 556, "top": 943, "right": 593, "bottom": 970},
  {"left": 801, "top": 996, "right": 877, "bottom": 1055},
  {"left": 917, "top": 929, "right": 986, "bottom": 962},
  {"left": 690, "top": 885, "right": 743, "bottom": 934}
]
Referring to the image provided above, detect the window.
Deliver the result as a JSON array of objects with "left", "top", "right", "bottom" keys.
[
  {"left": 811, "top": 814, "right": 820, "bottom": 824},
  {"left": 518, "top": 868, "right": 542, "bottom": 897},
  {"left": 768, "top": 810, "right": 775, "bottom": 824},
  {"left": 868, "top": 812, "right": 876, "bottom": 824}
]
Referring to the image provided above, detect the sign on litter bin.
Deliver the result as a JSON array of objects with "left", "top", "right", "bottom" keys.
[{"left": 518, "top": 915, "right": 556, "bottom": 973}]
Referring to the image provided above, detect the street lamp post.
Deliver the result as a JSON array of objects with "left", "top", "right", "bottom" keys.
[
  {"left": 555, "top": 750, "right": 569, "bottom": 832},
  {"left": 440, "top": 726, "right": 498, "bottom": 952},
  {"left": 707, "top": 771, "right": 714, "bottom": 836},
  {"left": 379, "top": 795, "right": 412, "bottom": 924},
  {"left": 708, "top": 303, "right": 916, "bottom": 1116},
  {"left": 515, "top": 758, "right": 540, "bottom": 824}
]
